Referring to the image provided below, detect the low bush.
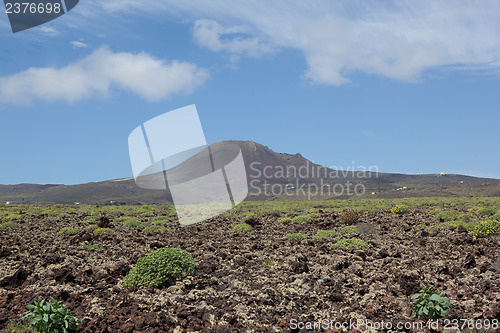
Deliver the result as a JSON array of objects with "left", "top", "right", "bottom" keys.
[
  {"left": 0, "top": 221, "right": 18, "bottom": 228},
  {"left": 142, "top": 225, "right": 166, "bottom": 233},
  {"left": 24, "top": 297, "right": 77, "bottom": 333},
  {"left": 493, "top": 211, "right": 500, "bottom": 221},
  {"left": 93, "top": 227, "right": 113, "bottom": 234},
  {"left": 331, "top": 238, "right": 368, "bottom": 249},
  {"left": 291, "top": 215, "right": 311, "bottom": 224},
  {"left": 85, "top": 224, "right": 98, "bottom": 232},
  {"left": 285, "top": 233, "right": 307, "bottom": 239},
  {"left": 473, "top": 220, "right": 500, "bottom": 236},
  {"left": 478, "top": 207, "right": 496, "bottom": 216},
  {"left": 391, "top": 204, "right": 410, "bottom": 215},
  {"left": 314, "top": 230, "right": 339, "bottom": 239},
  {"left": 340, "top": 209, "right": 359, "bottom": 225},
  {"left": 124, "top": 248, "right": 196, "bottom": 288},
  {"left": 279, "top": 217, "right": 292, "bottom": 223},
  {"left": 341, "top": 225, "right": 357, "bottom": 234},
  {"left": 232, "top": 223, "right": 252, "bottom": 232},
  {"left": 58, "top": 227, "right": 79, "bottom": 236},
  {"left": 84, "top": 215, "right": 100, "bottom": 224},
  {"left": 435, "top": 210, "right": 460, "bottom": 221}
]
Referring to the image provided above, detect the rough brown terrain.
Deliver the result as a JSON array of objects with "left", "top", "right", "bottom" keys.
[{"left": 0, "top": 209, "right": 499, "bottom": 332}]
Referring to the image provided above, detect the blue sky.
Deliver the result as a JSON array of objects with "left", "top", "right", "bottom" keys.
[{"left": 0, "top": 0, "right": 499, "bottom": 184}]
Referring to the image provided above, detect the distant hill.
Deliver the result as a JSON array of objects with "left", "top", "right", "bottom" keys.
[{"left": 0, "top": 140, "right": 498, "bottom": 204}]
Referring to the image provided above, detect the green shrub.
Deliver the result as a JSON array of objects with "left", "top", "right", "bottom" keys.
[
  {"left": 493, "top": 211, "right": 500, "bottom": 221},
  {"left": 411, "top": 285, "right": 450, "bottom": 320},
  {"left": 391, "top": 204, "right": 410, "bottom": 215},
  {"left": 232, "top": 223, "right": 253, "bottom": 232},
  {"left": 307, "top": 213, "right": 320, "bottom": 219},
  {"left": 263, "top": 258, "right": 274, "bottom": 266},
  {"left": 124, "top": 248, "right": 196, "bottom": 288},
  {"left": 279, "top": 217, "right": 292, "bottom": 223},
  {"left": 23, "top": 297, "right": 77, "bottom": 333},
  {"left": 478, "top": 207, "right": 496, "bottom": 216},
  {"left": 121, "top": 217, "right": 143, "bottom": 228},
  {"left": 314, "top": 230, "right": 339, "bottom": 239},
  {"left": 428, "top": 208, "right": 441, "bottom": 215},
  {"left": 93, "top": 227, "right": 113, "bottom": 234},
  {"left": 150, "top": 216, "right": 169, "bottom": 225},
  {"left": 58, "top": 227, "right": 79, "bottom": 236},
  {"left": 85, "top": 224, "right": 98, "bottom": 232},
  {"left": 435, "top": 210, "right": 460, "bottom": 221},
  {"left": 291, "top": 215, "right": 311, "bottom": 224},
  {"left": 331, "top": 238, "right": 368, "bottom": 249},
  {"left": 341, "top": 225, "right": 357, "bottom": 234},
  {"left": 84, "top": 215, "right": 100, "bottom": 224},
  {"left": 415, "top": 224, "right": 427, "bottom": 229},
  {"left": 473, "top": 220, "right": 500, "bottom": 236},
  {"left": 285, "top": 233, "right": 307, "bottom": 239},
  {"left": 0, "top": 221, "right": 18, "bottom": 228},
  {"left": 340, "top": 209, "right": 359, "bottom": 225},
  {"left": 143, "top": 225, "right": 166, "bottom": 233}
]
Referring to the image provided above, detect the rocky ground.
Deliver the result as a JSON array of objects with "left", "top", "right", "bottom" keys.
[{"left": 0, "top": 208, "right": 499, "bottom": 332}]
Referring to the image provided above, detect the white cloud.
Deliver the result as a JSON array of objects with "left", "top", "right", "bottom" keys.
[
  {"left": 39, "top": 26, "right": 60, "bottom": 36},
  {"left": 0, "top": 46, "right": 209, "bottom": 105},
  {"left": 85, "top": 0, "right": 500, "bottom": 85},
  {"left": 70, "top": 41, "right": 88, "bottom": 48}
]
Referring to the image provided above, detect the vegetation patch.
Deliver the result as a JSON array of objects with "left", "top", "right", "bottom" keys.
[
  {"left": 340, "top": 209, "right": 359, "bottom": 225},
  {"left": 473, "top": 220, "right": 500, "bottom": 236},
  {"left": 391, "top": 204, "right": 410, "bottom": 215},
  {"left": 435, "top": 210, "right": 460, "bottom": 221},
  {"left": 0, "top": 221, "right": 18, "bottom": 228},
  {"left": 143, "top": 225, "right": 166, "bottom": 233},
  {"left": 478, "top": 207, "right": 496, "bottom": 216},
  {"left": 24, "top": 297, "right": 77, "bottom": 333},
  {"left": 58, "top": 227, "right": 79, "bottom": 236},
  {"left": 279, "top": 217, "right": 292, "bottom": 223},
  {"left": 232, "top": 223, "right": 253, "bottom": 232},
  {"left": 341, "top": 225, "right": 357, "bottom": 234},
  {"left": 331, "top": 238, "right": 368, "bottom": 249},
  {"left": 93, "top": 227, "right": 113, "bottom": 234},
  {"left": 291, "top": 215, "right": 311, "bottom": 224},
  {"left": 85, "top": 224, "right": 98, "bottom": 232},
  {"left": 124, "top": 248, "right": 196, "bottom": 288},
  {"left": 314, "top": 230, "right": 339, "bottom": 239},
  {"left": 411, "top": 285, "right": 450, "bottom": 320}
]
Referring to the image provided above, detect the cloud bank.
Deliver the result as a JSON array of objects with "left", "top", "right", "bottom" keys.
[
  {"left": 86, "top": 0, "right": 500, "bottom": 85},
  {"left": 0, "top": 46, "right": 209, "bottom": 104}
]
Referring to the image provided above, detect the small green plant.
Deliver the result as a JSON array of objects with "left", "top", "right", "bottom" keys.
[
  {"left": 314, "top": 230, "right": 339, "bottom": 239},
  {"left": 142, "top": 225, "right": 166, "bottom": 233},
  {"left": 391, "top": 204, "right": 410, "bottom": 215},
  {"left": 341, "top": 225, "right": 357, "bottom": 234},
  {"left": 285, "top": 233, "right": 307, "bottom": 239},
  {"left": 93, "top": 227, "right": 113, "bottom": 234},
  {"left": 232, "top": 223, "right": 253, "bottom": 232},
  {"left": 84, "top": 215, "right": 100, "bottom": 224},
  {"left": 415, "top": 224, "right": 427, "bottom": 229},
  {"left": 120, "top": 217, "right": 143, "bottom": 228},
  {"left": 279, "top": 217, "right": 292, "bottom": 223},
  {"left": 150, "top": 216, "right": 169, "bottom": 225},
  {"left": 472, "top": 220, "right": 500, "bottom": 236},
  {"left": 291, "top": 215, "right": 311, "bottom": 224},
  {"left": 83, "top": 244, "right": 103, "bottom": 250},
  {"left": 435, "top": 210, "right": 460, "bottom": 221},
  {"left": 331, "top": 238, "right": 368, "bottom": 249},
  {"left": 340, "top": 209, "right": 359, "bottom": 225},
  {"left": 85, "top": 224, "right": 98, "bottom": 232},
  {"left": 307, "top": 213, "right": 320, "bottom": 219},
  {"left": 58, "top": 227, "right": 79, "bottom": 236},
  {"left": 411, "top": 285, "right": 450, "bottom": 320},
  {"left": 263, "top": 258, "right": 274, "bottom": 266},
  {"left": 492, "top": 211, "right": 500, "bottom": 221},
  {"left": 478, "top": 207, "right": 496, "bottom": 216},
  {"left": 23, "top": 297, "right": 77, "bottom": 333},
  {"left": 124, "top": 248, "right": 196, "bottom": 288},
  {"left": 0, "top": 221, "right": 18, "bottom": 228}
]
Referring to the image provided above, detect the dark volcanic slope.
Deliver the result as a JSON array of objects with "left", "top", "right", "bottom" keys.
[{"left": 0, "top": 140, "right": 498, "bottom": 204}]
